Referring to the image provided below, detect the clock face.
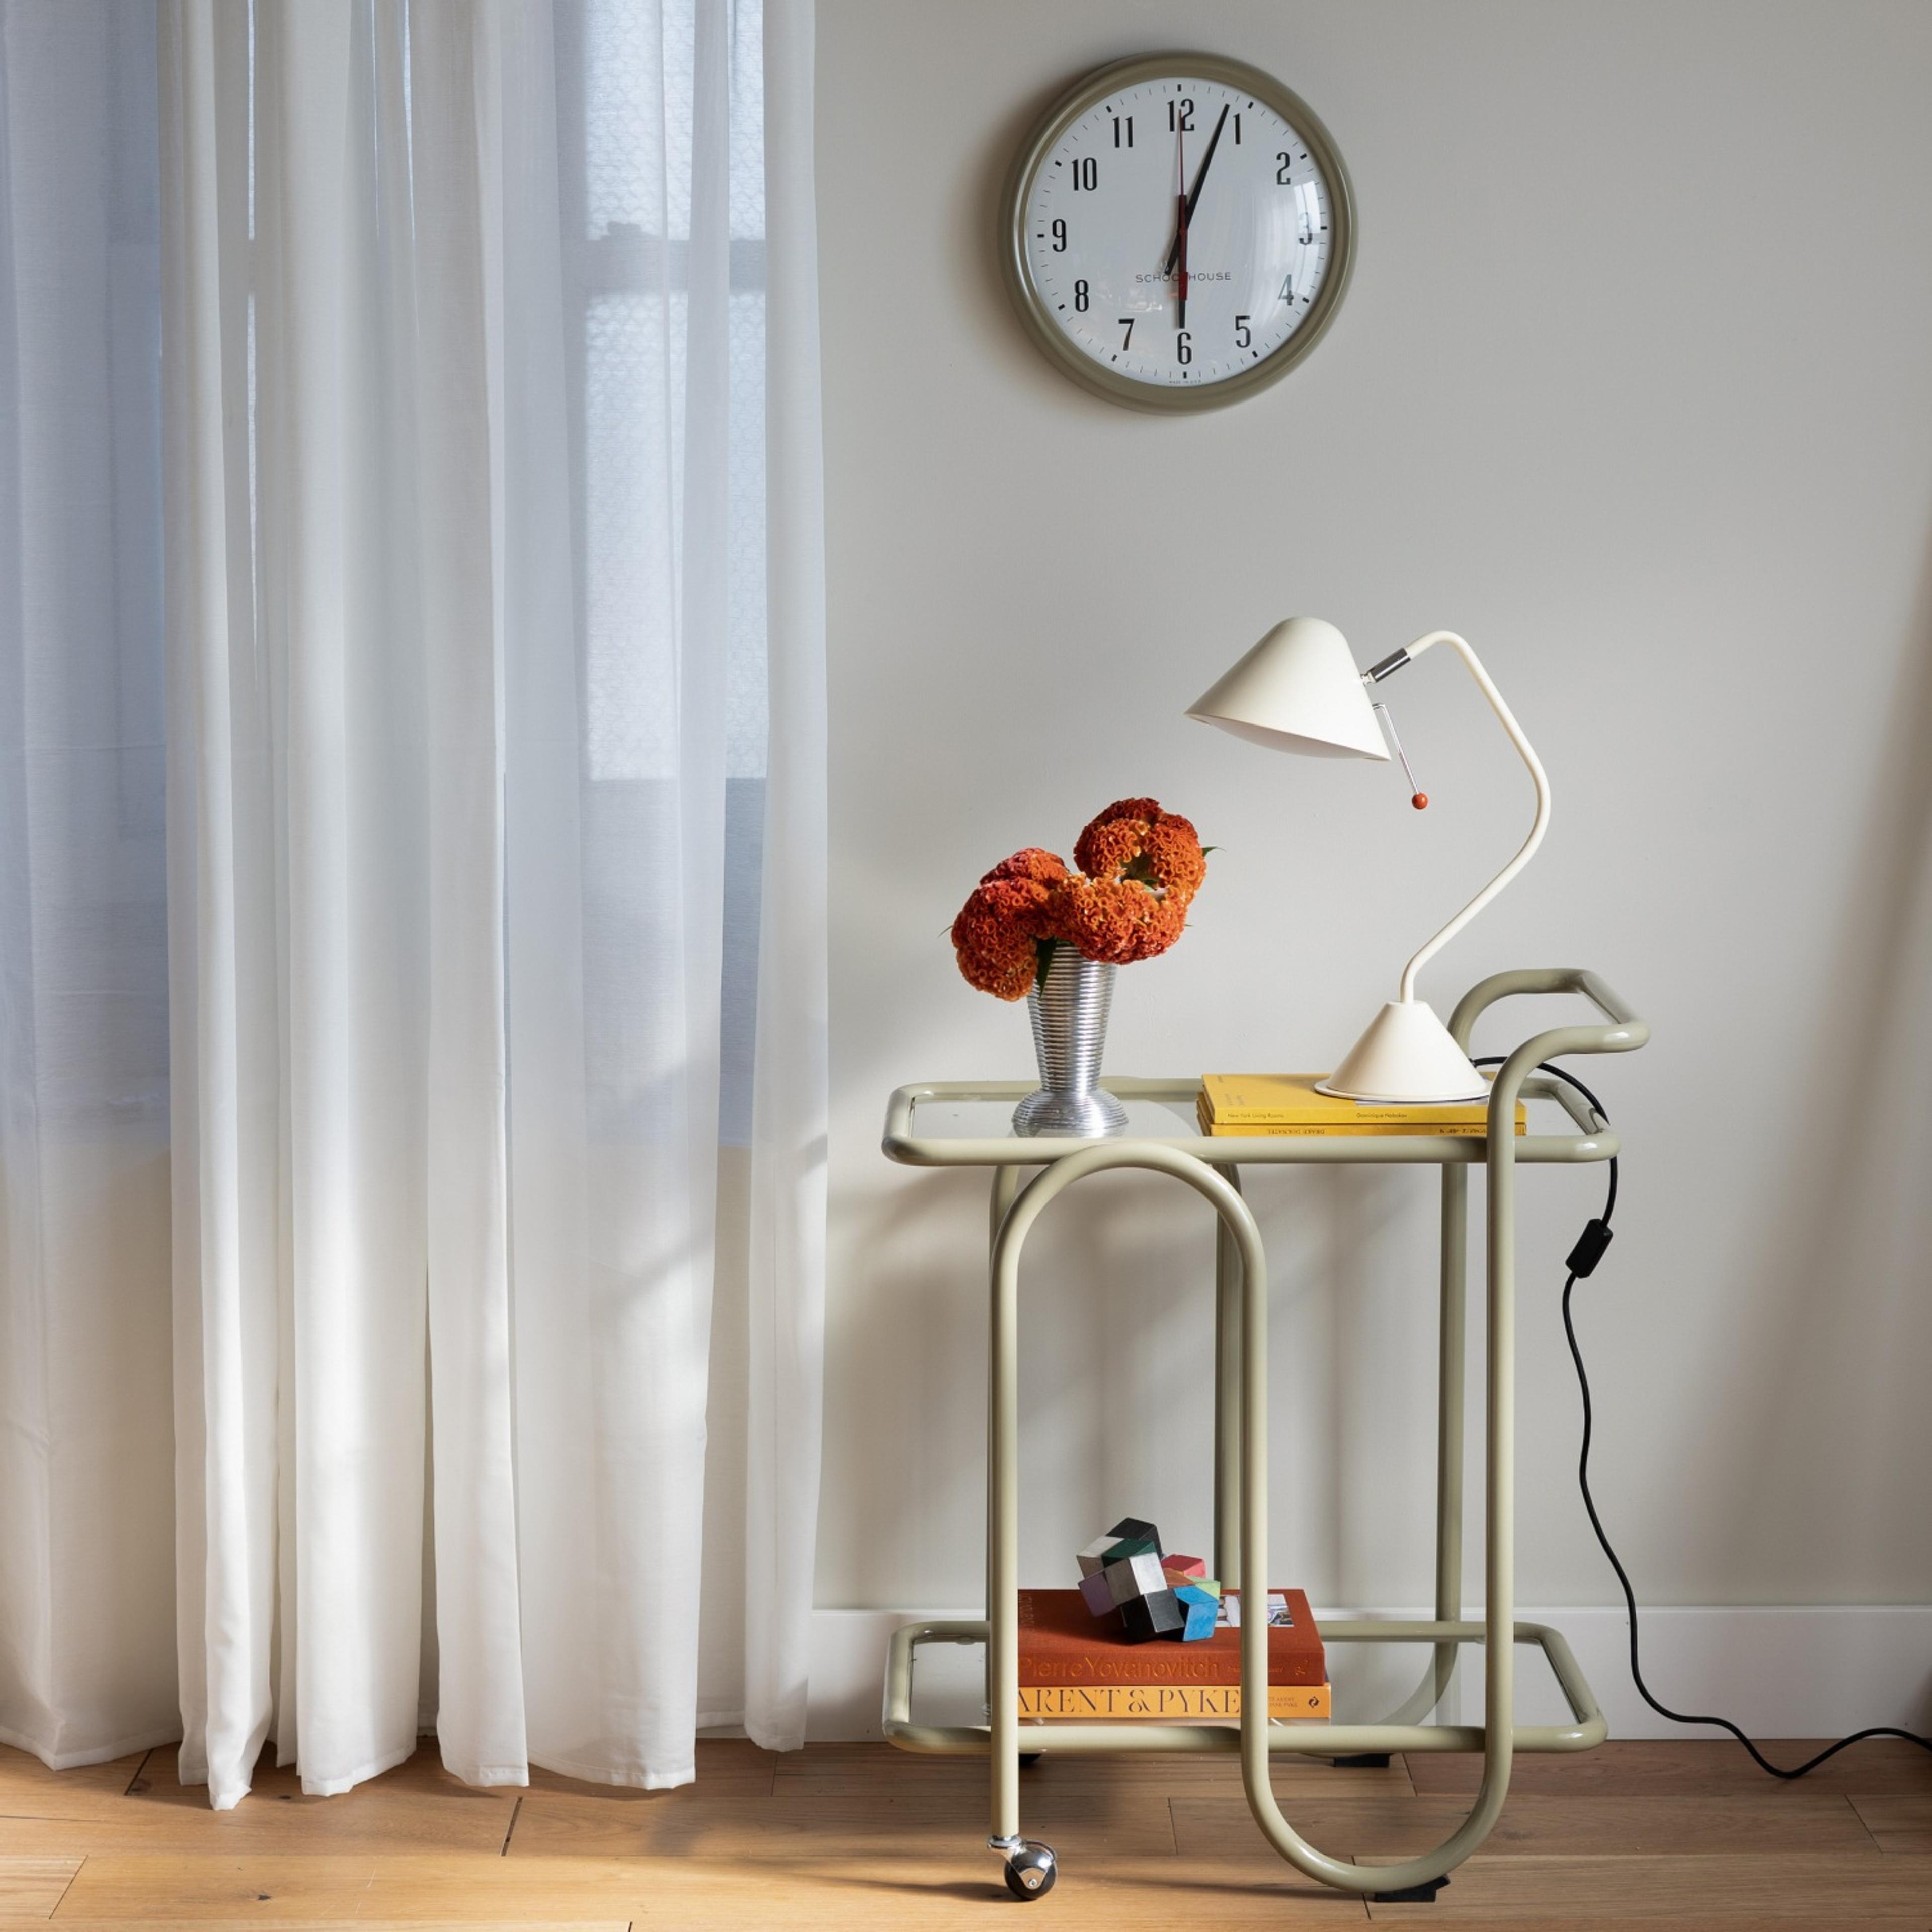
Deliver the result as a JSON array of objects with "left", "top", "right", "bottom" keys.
[{"left": 1004, "top": 55, "right": 1354, "bottom": 411}]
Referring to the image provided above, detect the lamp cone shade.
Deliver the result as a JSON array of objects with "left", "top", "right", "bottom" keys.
[
  {"left": 1186, "top": 617, "right": 1389, "bottom": 760},
  {"left": 1317, "top": 1000, "right": 1490, "bottom": 1103}
]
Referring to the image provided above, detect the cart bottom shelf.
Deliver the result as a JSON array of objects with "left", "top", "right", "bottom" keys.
[{"left": 882, "top": 1615, "right": 1608, "bottom": 1757}]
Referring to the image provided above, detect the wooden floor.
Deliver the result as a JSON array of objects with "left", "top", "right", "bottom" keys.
[{"left": 0, "top": 1736, "right": 1925, "bottom": 1927}]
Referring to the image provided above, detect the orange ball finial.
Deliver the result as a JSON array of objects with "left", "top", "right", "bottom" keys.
[{"left": 1411, "top": 793, "right": 1429, "bottom": 810}]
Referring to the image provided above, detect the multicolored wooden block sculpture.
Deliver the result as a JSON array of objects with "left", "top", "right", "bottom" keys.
[
  {"left": 1076, "top": 1517, "right": 1162, "bottom": 1577},
  {"left": 1173, "top": 1583, "right": 1219, "bottom": 1642},
  {"left": 1104, "top": 1551, "right": 1168, "bottom": 1608},
  {"left": 1119, "top": 1586, "right": 1185, "bottom": 1642},
  {"left": 1075, "top": 1536, "right": 1116, "bottom": 1579},
  {"left": 1074, "top": 1519, "right": 1222, "bottom": 1643}
]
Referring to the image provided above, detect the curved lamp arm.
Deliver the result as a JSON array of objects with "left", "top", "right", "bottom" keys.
[{"left": 1370, "top": 631, "right": 1551, "bottom": 1003}]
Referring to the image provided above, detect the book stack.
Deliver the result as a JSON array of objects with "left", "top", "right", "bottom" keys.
[
  {"left": 1196, "top": 1072, "right": 1525, "bottom": 1139},
  {"left": 1017, "top": 1587, "right": 1329, "bottom": 1720}
]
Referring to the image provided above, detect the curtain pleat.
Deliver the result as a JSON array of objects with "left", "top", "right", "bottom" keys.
[
  {"left": 408, "top": 0, "right": 530, "bottom": 1790},
  {"left": 159, "top": 0, "right": 276, "bottom": 1805},
  {"left": 745, "top": 0, "right": 825, "bottom": 1754}
]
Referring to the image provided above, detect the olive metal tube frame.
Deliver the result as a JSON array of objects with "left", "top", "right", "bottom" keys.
[{"left": 880, "top": 967, "right": 1648, "bottom": 1898}]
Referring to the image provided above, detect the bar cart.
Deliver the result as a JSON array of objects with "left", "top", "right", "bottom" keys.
[{"left": 878, "top": 968, "right": 1648, "bottom": 1901}]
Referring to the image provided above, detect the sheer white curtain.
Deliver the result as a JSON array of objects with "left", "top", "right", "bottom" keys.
[
  {"left": 0, "top": 0, "right": 178, "bottom": 1770},
  {"left": 155, "top": 0, "right": 825, "bottom": 1805}
]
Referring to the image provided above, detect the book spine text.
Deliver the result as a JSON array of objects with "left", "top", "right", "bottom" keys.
[{"left": 1017, "top": 1684, "right": 1332, "bottom": 1720}]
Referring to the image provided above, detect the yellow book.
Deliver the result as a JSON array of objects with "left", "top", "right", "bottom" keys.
[
  {"left": 1199, "top": 1072, "right": 1524, "bottom": 1133},
  {"left": 1196, "top": 1099, "right": 1523, "bottom": 1139},
  {"left": 1018, "top": 1683, "right": 1331, "bottom": 1720}
]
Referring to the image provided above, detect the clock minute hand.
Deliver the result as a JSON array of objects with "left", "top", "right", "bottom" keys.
[
  {"left": 1174, "top": 126, "right": 1188, "bottom": 330},
  {"left": 1163, "top": 102, "right": 1229, "bottom": 278}
]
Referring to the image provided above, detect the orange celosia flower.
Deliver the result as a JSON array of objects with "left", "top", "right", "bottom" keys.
[
  {"left": 1051, "top": 877, "right": 1144, "bottom": 964},
  {"left": 956, "top": 932, "right": 1038, "bottom": 1000},
  {"left": 951, "top": 875, "right": 1055, "bottom": 1000},
  {"left": 1072, "top": 820, "right": 1141, "bottom": 882},
  {"left": 1132, "top": 890, "right": 1190, "bottom": 959},
  {"left": 982, "top": 847, "right": 1070, "bottom": 889},
  {"left": 952, "top": 806, "right": 1205, "bottom": 995},
  {"left": 1074, "top": 798, "right": 1207, "bottom": 909},
  {"left": 1076, "top": 798, "right": 1162, "bottom": 851},
  {"left": 1052, "top": 875, "right": 1191, "bottom": 965},
  {"left": 1140, "top": 817, "right": 1206, "bottom": 899}
]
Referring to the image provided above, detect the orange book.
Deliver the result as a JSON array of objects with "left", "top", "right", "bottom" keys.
[{"left": 1018, "top": 1588, "right": 1324, "bottom": 1688}]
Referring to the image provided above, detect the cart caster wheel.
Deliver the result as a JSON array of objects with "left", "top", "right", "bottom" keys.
[
  {"left": 1018, "top": 1752, "right": 1044, "bottom": 1768},
  {"left": 1002, "top": 1842, "right": 1057, "bottom": 1899}
]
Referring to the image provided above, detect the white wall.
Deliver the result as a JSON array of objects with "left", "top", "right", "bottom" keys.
[{"left": 813, "top": 0, "right": 1932, "bottom": 1665}]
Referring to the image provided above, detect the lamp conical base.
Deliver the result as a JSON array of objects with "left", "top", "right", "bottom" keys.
[{"left": 1315, "top": 1000, "right": 1489, "bottom": 1104}]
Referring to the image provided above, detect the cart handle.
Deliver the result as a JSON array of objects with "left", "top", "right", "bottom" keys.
[{"left": 1448, "top": 967, "right": 1649, "bottom": 1061}]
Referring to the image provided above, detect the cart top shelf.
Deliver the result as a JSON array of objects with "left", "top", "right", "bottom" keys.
[{"left": 883, "top": 1074, "right": 1617, "bottom": 1169}]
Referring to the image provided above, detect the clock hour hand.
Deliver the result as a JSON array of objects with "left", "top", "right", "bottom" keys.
[
  {"left": 1177, "top": 196, "right": 1188, "bottom": 330},
  {"left": 1163, "top": 102, "right": 1229, "bottom": 279}
]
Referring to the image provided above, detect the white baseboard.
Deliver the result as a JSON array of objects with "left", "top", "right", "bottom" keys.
[{"left": 809, "top": 1604, "right": 1932, "bottom": 1744}]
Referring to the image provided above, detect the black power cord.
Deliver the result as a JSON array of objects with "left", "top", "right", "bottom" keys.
[{"left": 1472, "top": 1054, "right": 1932, "bottom": 1779}]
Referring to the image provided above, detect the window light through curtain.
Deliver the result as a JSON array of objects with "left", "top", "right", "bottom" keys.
[{"left": 571, "top": 0, "right": 770, "bottom": 1146}]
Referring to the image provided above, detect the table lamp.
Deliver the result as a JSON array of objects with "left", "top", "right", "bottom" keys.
[{"left": 1186, "top": 617, "right": 1550, "bottom": 1103}]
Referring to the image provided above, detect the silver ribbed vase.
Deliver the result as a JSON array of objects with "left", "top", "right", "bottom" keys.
[{"left": 1012, "top": 944, "right": 1129, "bottom": 1138}]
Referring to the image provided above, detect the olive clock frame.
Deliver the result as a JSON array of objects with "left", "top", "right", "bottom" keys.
[{"left": 999, "top": 52, "right": 1357, "bottom": 413}]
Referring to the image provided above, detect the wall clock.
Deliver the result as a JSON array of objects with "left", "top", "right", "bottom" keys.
[{"left": 1001, "top": 53, "right": 1355, "bottom": 412}]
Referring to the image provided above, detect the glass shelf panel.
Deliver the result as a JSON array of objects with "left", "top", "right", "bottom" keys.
[{"left": 906, "top": 1095, "right": 1201, "bottom": 1144}]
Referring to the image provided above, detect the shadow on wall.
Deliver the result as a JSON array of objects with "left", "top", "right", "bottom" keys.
[
  {"left": 828, "top": 1164, "right": 1217, "bottom": 1605},
  {"left": 832, "top": 1140, "right": 1444, "bottom": 1613},
  {"left": 1714, "top": 525, "right": 1932, "bottom": 1607}
]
